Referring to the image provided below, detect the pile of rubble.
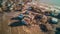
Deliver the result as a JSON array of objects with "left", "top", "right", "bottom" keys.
[{"left": 0, "top": 0, "right": 60, "bottom": 34}]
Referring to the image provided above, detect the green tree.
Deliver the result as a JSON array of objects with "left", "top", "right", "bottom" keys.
[{"left": 0, "top": 0, "right": 3, "bottom": 7}]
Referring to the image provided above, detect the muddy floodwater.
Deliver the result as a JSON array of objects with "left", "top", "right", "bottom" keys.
[{"left": 40, "top": 0, "right": 60, "bottom": 6}]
